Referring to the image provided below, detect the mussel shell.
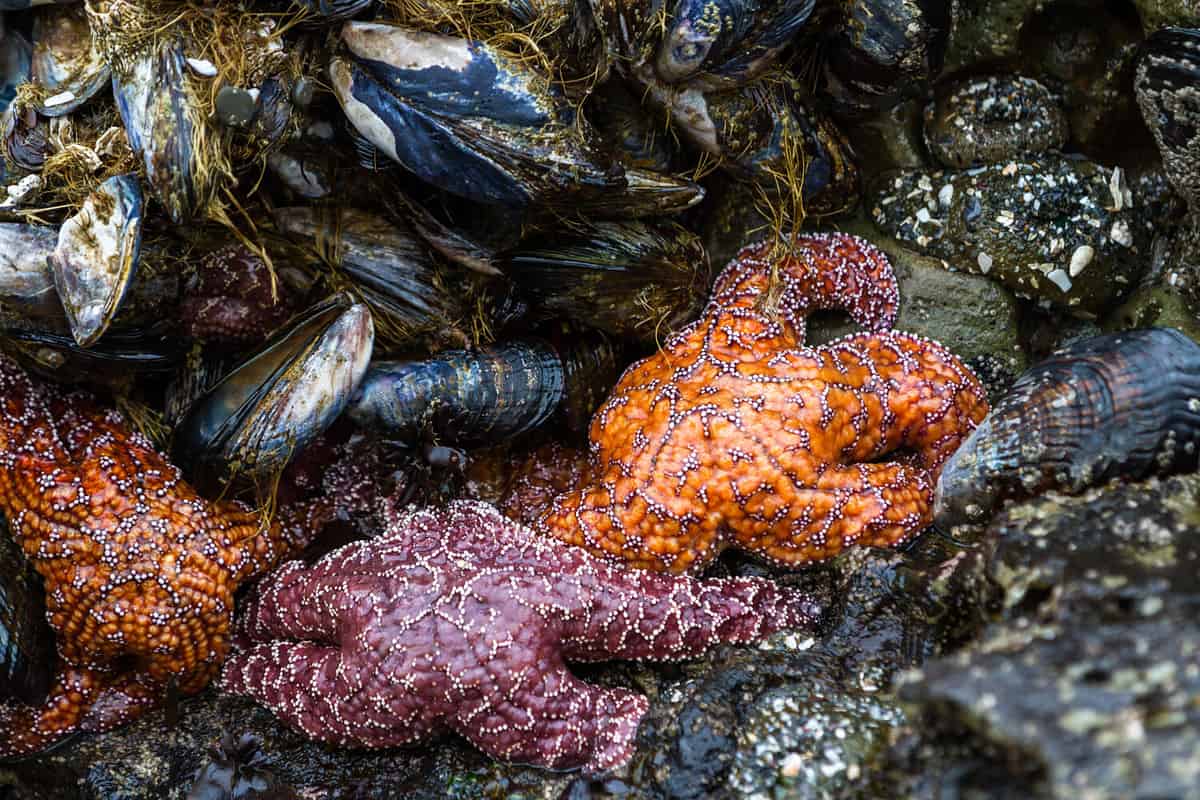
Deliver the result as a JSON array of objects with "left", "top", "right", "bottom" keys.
[
  {"left": 332, "top": 24, "right": 568, "bottom": 207},
  {"left": 654, "top": 0, "right": 815, "bottom": 88},
  {"left": 589, "top": 80, "right": 677, "bottom": 173},
  {"left": 934, "top": 328, "right": 1200, "bottom": 528},
  {"left": 654, "top": 75, "right": 858, "bottom": 214},
  {"left": 113, "top": 42, "right": 198, "bottom": 225},
  {"left": 296, "top": 0, "right": 374, "bottom": 18},
  {"left": 0, "top": 25, "right": 31, "bottom": 115},
  {"left": 0, "top": 1, "right": 77, "bottom": 7},
  {"left": 266, "top": 149, "right": 333, "bottom": 199},
  {"left": 503, "top": 220, "right": 709, "bottom": 340},
  {"left": 823, "top": 0, "right": 951, "bottom": 115},
  {"left": 173, "top": 292, "right": 375, "bottom": 490},
  {"left": 49, "top": 173, "right": 143, "bottom": 347},
  {"left": 0, "top": 523, "right": 53, "bottom": 708},
  {"left": 0, "top": 222, "right": 60, "bottom": 320},
  {"left": 1135, "top": 27, "right": 1200, "bottom": 213},
  {"left": 30, "top": 3, "right": 111, "bottom": 117},
  {"left": 2, "top": 100, "right": 47, "bottom": 172},
  {"left": 272, "top": 206, "right": 466, "bottom": 346},
  {"left": 3, "top": 323, "right": 185, "bottom": 379},
  {"left": 348, "top": 332, "right": 617, "bottom": 445},
  {"left": 332, "top": 22, "right": 703, "bottom": 214}
]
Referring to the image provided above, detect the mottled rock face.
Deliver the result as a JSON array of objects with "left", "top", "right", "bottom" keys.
[
  {"left": 887, "top": 475, "right": 1200, "bottom": 799},
  {"left": 809, "top": 218, "right": 1027, "bottom": 385},
  {"left": 871, "top": 157, "right": 1148, "bottom": 315}
]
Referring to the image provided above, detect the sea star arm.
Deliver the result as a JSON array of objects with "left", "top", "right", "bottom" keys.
[
  {"left": 739, "top": 461, "right": 933, "bottom": 565},
  {"left": 451, "top": 647, "right": 649, "bottom": 774},
  {"left": 220, "top": 642, "right": 359, "bottom": 743},
  {"left": 0, "top": 667, "right": 101, "bottom": 756},
  {"left": 234, "top": 559, "right": 347, "bottom": 644},
  {"left": 564, "top": 574, "right": 819, "bottom": 661}
]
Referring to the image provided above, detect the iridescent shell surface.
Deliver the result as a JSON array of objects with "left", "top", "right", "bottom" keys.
[{"left": 935, "top": 328, "right": 1200, "bottom": 528}]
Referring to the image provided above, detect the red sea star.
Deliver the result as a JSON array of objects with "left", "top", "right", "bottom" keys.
[
  {"left": 220, "top": 499, "right": 819, "bottom": 772},
  {"left": 0, "top": 354, "right": 349, "bottom": 758},
  {"left": 521, "top": 233, "right": 990, "bottom": 573}
]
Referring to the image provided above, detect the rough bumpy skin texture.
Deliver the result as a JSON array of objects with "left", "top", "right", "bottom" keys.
[
  {"left": 0, "top": 354, "right": 335, "bottom": 758},
  {"left": 180, "top": 244, "right": 296, "bottom": 345},
  {"left": 530, "top": 233, "right": 990, "bottom": 573},
  {"left": 220, "top": 499, "right": 820, "bottom": 773}
]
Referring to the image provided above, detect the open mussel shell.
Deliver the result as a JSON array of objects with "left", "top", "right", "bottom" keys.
[
  {"left": 503, "top": 220, "right": 709, "bottom": 340},
  {"left": 653, "top": 0, "right": 815, "bottom": 88},
  {"left": 113, "top": 41, "right": 199, "bottom": 225},
  {"left": 331, "top": 22, "right": 703, "bottom": 215},
  {"left": 173, "top": 292, "right": 375, "bottom": 491},
  {"left": 1, "top": 524, "right": 53, "bottom": 709},
  {"left": 1135, "top": 27, "right": 1200, "bottom": 212},
  {"left": 348, "top": 332, "right": 618, "bottom": 445},
  {"left": 49, "top": 174, "right": 142, "bottom": 347},
  {"left": 934, "top": 328, "right": 1200, "bottom": 529},
  {"left": 30, "top": 3, "right": 111, "bottom": 117}
]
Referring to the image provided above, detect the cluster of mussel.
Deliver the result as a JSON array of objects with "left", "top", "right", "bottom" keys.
[{"left": 3, "top": 0, "right": 1200, "bottom": 778}]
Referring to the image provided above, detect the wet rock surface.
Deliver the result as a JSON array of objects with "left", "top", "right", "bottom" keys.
[
  {"left": 870, "top": 157, "right": 1149, "bottom": 315},
  {"left": 0, "top": 689, "right": 574, "bottom": 800},
  {"left": 885, "top": 475, "right": 1200, "bottom": 800}
]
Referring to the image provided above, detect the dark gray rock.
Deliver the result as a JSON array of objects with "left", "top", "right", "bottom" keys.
[{"left": 884, "top": 474, "right": 1200, "bottom": 800}]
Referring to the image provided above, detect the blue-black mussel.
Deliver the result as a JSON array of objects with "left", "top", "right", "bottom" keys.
[
  {"left": 172, "top": 292, "right": 375, "bottom": 492},
  {"left": 348, "top": 330, "right": 619, "bottom": 447},
  {"left": 330, "top": 21, "right": 704, "bottom": 215},
  {"left": 502, "top": 219, "right": 709, "bottom": 340},
  {"left": 935, "top": 328, "right": 1200, "bottom": 528}
]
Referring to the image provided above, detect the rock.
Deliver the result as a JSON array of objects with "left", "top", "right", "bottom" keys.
[
  {"left": 942, "top": 0, "right": 1042, "bottom": 74},
  {"left": 628, "top": 647, "right": 905, "bottom": 800},
  {"left": 1105, "top": 282, "right": 1200, "bottom": 342},
  {"left": 0, "top": 691, "right": 572, "bottom": 799},
  {"left": 841, "top": 99, "right": 930, "bottom": 177},
  {"left": 810, "top": 217, "right": 1027, "bottom": 391},
  {"left": 1018, "top": 2, "right": 1149, "bottom": 164},
  {"left": 818, "top": 536, "right": 994, "bottom": 691},
  {"left": 621, "top": 529, "right": 992, "bottom": 799},
  {"left": 1134, "top": 0, "right": 1200, "bottom": 31},
  {"left": 883, "top": 474, "right": 1200, "bottom": 799},
  {"left": 870, "top": 156, "right": 1149, "bottom": 316}
]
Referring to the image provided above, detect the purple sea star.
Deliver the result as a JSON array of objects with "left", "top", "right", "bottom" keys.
[{"left": 220, "top": 499, "right": 820, "bottom": 772}]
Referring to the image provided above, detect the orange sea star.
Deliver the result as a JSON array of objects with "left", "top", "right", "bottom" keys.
[
  {"left": 0, "top": 355, "right": 350, "bottom": 758},
  {"left": 522, "top": 233, "right": 990, "bottom": 574}
]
